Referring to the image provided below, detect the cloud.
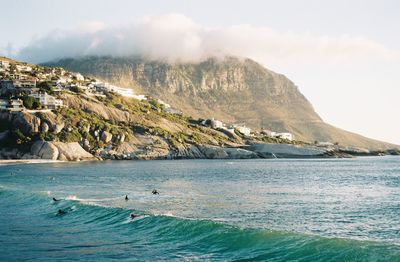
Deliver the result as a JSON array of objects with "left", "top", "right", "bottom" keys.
[{"left": 15, "top": 13, "right": 400, "bottom": 65}]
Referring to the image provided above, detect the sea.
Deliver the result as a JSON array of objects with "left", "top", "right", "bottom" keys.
[{"left": 0, "top": 157, "right": 399, "bottom": 261}]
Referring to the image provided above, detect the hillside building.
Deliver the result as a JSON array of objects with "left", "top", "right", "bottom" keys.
[
  {"left": 29, "top": 93, "right": 63, "bottom": 109},
  {"left": 0, "top": 98, "right": 25, "bottom": 112}
]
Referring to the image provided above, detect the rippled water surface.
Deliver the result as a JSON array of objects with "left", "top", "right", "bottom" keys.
[{"left": 1, "top": 157, "right": 400, "bottom": 261}]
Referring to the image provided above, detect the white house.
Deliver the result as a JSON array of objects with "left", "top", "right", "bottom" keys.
[
  {"left": 94, "top": 82, "right": 146, "bottom": 100},
  {"left": 275, "top": 132, "right": 294, "bottom": 141},
  {"left": 16, "top": 65, "right": 32, "bottom": 72},
  {"left": 1, "top": 99, "right": 25, "bottom": 112},
  {"left": 262, "top": 129, "right": 277, "bottom": 137},
  {"left": 132, "top": 94, "right": 147, "bottom": 101},
  {"left": 0, "top": 60, "right": 10, "bottom": 68},
  {"left": 30, "top": 93, "right": 63, "bottom": 109},
  {"left": 232, "top": 124, "right": 251, "bottom": 136}
]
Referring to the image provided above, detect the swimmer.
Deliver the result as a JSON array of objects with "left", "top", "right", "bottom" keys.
[
  {"left": 152, "top": 189, "right": 159, "bottom": 195},
  {"left": 57, "top": 209, "right": 67, "bottom": 215}
]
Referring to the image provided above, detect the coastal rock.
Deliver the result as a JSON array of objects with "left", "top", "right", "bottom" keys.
[
  {"left": 0, "top": 148, "right": 23, "bottom": 159},
  {"left": 170, "top": 145, "right": 205, "bottom": 159},
  {"left": 224, "top": 148, "right": 258, "bottom": 159},
  {"left": 337, "top": 146, "right": 370, "bottom": 155},
  {"left": 53, "top": 142, "right": 94, "bottom": 161},
  {"left": 30, "top": 140, "right": 59, "bottom": 160},
  {"left": 247, "top": 143, "right": 327, "bottom": 158},
  {"left": 199, "top": 145, "right": 229, "bottom": 159}
]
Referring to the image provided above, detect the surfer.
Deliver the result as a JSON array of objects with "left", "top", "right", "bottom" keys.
[
  {"left": 130, "top": 213, "right": 138, "bottom": 219},
  {"left": 125, "top": 195, "right": 129, "bottom": 201},
  {"left": 53, "top": 197, "right": 60, "bottom": 202},
  {"left": 152, "top": 189, "right": 159, "bottom": 195},
  {"left": 57, "top": 209, "right": 67, "bottom": 215}
]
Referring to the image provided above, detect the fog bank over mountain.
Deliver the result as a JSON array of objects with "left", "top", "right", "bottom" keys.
[{"left": 15, "top": 14, "right": 398, "bottom": 65}]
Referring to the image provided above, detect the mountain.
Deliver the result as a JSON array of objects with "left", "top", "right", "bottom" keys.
[{"left": 44, "top": 56, "right": 397, "bottom": 150}]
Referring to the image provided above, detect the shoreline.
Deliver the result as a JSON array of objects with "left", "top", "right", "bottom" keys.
[
  {"left": 0, "top": 159, "right": 66, "bottom": 165},
  {"left": 0, "top": 154, "right": 397, "bottom": 165}
]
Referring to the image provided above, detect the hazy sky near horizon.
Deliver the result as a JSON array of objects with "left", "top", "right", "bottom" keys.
[{"left": 1, "top": 0, "right": 399, "bottom": 144}]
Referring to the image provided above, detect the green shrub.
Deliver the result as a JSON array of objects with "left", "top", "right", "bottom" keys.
[
  {"left": 37, "top": 81, "right": 55, "bottom": 95},
  {"left": 11, "top": 129, "right": 31, "bottom": 145}
]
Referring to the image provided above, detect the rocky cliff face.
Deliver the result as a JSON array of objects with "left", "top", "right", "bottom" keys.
[{"left": 45, "top": 56, "right": 396, "bottom": 150}]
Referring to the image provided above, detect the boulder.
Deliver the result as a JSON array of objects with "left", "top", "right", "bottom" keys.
[
  {"left": 101, "top": 131, "right": 113, "bottom": 143},
  {"left": 199, "top": 145, "right": 229, "bottom": 159},
  {"left": 31, "top": 140, "right": 59, "bottom": 160},
  {"left": 52, "top": 142, "right": 94, "bottom": 161},
  {"left": 40, "top": 122, "right": 49, "bottom": 133}
]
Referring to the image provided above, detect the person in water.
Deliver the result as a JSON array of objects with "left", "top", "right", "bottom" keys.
[
  {"left": 57, "top": 209, "right": 67, "bottom": 215},
  {"left": 125, "top": 195, "right": 129, "bottom": 200},
  {"left": 130, "top": 213, "right": 138, "bottom": 219},
  {"left": 53, "top": 197, "right": 60, "bottom": 202},
  {"left": 152, "top": 189, "right": 159, "bottom": 195}
]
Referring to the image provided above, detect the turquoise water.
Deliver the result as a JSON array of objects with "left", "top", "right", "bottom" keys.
[{"left": 1, "top": 157, "right": 400, "bottom": 261}]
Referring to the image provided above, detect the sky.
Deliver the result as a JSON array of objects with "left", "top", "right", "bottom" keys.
[{"left": 1, "top": 0, "right": 399, "bottom": 144}]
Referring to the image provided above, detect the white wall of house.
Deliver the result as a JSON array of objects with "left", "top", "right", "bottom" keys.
[
  {"left": 235, "top": 126, "right": 251, "bottom": 136},
  {"left": 275, "top": 132, "right": 294, "bottom": 141}
]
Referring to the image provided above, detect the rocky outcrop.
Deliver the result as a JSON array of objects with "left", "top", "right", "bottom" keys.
[
  {"left": 197, "top": 145, "right": 258, "bottom": 159},
  {"left": 247, "top": 143, "right": 327, "bottom": 158},
  {"left": 12, "top": 112, "right": 41, "bottom": 135},
  {"left": 30, "top": 141, "right": 95, "bottom": 161},
  {"left": 31, "top": 141, "right": 59, "bottom": 160},
  {"left": 61, "top": 94, "right": 130, "bottom": 123},
  {"left": 53, "top": 142, "right": 95, "bottom": 161},
  {"left": 38, "top": 112, "right": 65, "bottom": 134},
  {"left": 169, "top": 144, "right": 205, "bottom": 159},
  {"left": 224, "top": 147, "right": 258, "bottom": 159},
  {"left": 199, "top": 145, "right": 229, "bottom": 159}
]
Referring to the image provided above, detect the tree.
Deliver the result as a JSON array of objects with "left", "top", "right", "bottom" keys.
[
  {"left": 37, "top": 81, "right": 55, "bottom": 95},
  {"left": 70, "top": 85, "right": 83, "bottom": 94},
  {"left": 9, "top": 63, "right": 17, "bottom": 74},
  {"left": 21, "top": 96, "right": 35, "bottom": 109}
]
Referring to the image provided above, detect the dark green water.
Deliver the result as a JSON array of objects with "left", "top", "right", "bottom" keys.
[{"left": 0, "top": 157, "right": 399, "bottom": 261}]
